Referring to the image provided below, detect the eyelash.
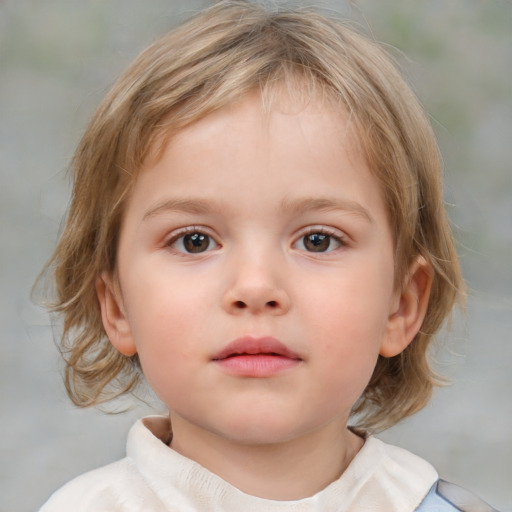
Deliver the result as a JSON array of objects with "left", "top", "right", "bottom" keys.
[
  {"left": 163, "top": 225, "right": 347, "bottom": 255},
  {"left": 293, "top": 226, "right": 347, "bottom": 253},
  {"left": 164, "top": 226, "right": 220, "bottom": 255}
]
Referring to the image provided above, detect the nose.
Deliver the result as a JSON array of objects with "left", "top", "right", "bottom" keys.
[{"left": 222, "top": 256, "right": 291, "bottom": 316}]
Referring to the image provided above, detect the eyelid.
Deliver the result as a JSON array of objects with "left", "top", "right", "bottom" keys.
[
  {"left": 292, "top": 225, "right": 348, "bottom": 251},
  {"left": 163, "top": 226, "right": 221, "bottom": 254},
  {"left": 295, "top": 225, "right": 347, "bottom": 240}
]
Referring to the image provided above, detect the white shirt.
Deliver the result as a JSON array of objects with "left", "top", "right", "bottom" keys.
[{"left": 40, "top": 415, "right": 438, "bottom": 512}]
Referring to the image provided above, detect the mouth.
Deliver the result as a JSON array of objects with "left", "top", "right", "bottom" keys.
[
  {"left": 213, "top": 336, "right": 301, "bottom": 360},
  {"left": 212, "top": 336, "right": 302, "bottom": 377}
]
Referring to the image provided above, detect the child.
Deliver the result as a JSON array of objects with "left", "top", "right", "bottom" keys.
[{"left": 39, "top": 1, "right": 499, "bottom": 511}]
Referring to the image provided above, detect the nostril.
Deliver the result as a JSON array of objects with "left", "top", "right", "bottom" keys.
[
  {"left": 235, "top": 300, "right": 247, "bottom": 309},
  {"left": 267, "top": 301, "right": 277, "bottom": 308}
]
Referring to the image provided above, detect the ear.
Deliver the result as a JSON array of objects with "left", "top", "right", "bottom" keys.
[
  {"left": 379, "top": 256, "right": 433, "bottom": 358},
  {"left": 96, "top": 272, "right": 137, "bottom": 356}
]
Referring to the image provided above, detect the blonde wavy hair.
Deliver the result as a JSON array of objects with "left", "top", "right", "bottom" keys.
[{"left": 43, "top": 0, "right": 463, "bottom": 432}]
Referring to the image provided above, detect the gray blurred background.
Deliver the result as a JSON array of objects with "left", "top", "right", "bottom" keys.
[{"left": 1, "top": 1, "right": 511, "bottom": 511}]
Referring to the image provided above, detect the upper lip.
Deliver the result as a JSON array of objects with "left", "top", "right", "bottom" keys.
[{"left": 212, "top": 336, "right": 302, "bottom": 360}]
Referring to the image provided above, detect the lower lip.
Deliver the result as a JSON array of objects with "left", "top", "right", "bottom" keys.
[{"left": 214, "top": 355, "right": 301, "bottom": 377}]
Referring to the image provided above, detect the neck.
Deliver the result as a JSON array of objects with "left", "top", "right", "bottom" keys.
[{"left": 168, "top": 413, "right": 364, "bottom": 501}]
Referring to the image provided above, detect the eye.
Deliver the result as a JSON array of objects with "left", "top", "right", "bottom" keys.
[
  {"left": 294, "top": 230, "right": 344, "bottom": 253},
  {"left": 167, "top": 230, "right": 219, "bottom": 254}
]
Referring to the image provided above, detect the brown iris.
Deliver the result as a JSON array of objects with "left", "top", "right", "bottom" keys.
[
  {"left": 183, "top": 233, "right": 210, "bottom": 253},
  {"left": 303, "top": 233, "right": 330, "bottom": 252}
]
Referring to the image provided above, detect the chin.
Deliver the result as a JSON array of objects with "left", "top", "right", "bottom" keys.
[{"left": 211, "top": 416, "right": 317, "bottom": 446}]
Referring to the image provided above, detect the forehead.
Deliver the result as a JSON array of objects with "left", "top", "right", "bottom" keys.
[
  {"left": 143, "top": 86, "right": 363, "bottom": 174},
  {"left": 123, "top": 91, "right": 386, "bottom": 227}
]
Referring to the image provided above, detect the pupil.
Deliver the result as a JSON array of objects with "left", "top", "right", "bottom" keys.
[
  {"left": 184, "top": 233, "right": 209, "bottom": 253},
  {"left": 304, "top": 233, "right": 329, "bottom": 252}
]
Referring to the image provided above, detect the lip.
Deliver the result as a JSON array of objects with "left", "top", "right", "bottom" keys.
[{"left": 212, "top": 336, "right": 302, "bottom": 377}]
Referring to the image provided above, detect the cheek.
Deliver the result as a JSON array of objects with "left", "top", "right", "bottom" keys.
[
  {"left": 129, "top": 298, "right": 203, "bottom": 361},
  {"left": 121, "top": 267, "right": 217, "bottom": 387},
  {"left": 306, "top": 262, "right": 393, "bottom": 341},
  {"left": 311, "top": 329, "right": 381, "bottom": 416},
  {"left": 130, "top": 301, "right": 202, "bottom": 405},
  {"left": 123, "top": 258, "right": 211, "bottom": 339},
  {"left": 302, "top": 261, "right": 393, "bottom": 396}
]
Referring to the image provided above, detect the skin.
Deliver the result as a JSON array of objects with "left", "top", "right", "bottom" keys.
[{"left": 97, "top": 91, "right": 431, "bottom": 500}]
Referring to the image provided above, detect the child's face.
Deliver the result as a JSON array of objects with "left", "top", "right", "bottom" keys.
[{"left": 100, "top": 92, "right": 412, "bottom": 446}]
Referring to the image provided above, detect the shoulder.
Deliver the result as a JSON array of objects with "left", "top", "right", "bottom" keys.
[
  {"left": 360, "top": 438, "right": 500, "bottom": 512},
  {"left": 363, "top": 436, "right": 439, "bottom": 493},
  {"left": 39, "top": 416, "right": 174, "bottom": 512},
  {"left": 39, "top": 457, "right": 166, "bottom": 512},
  {"left": 341, "top": 436, "right": 438, "bottom": 511},
  {"left": 39, "top": 459, "right": 126, "bottom": 511},
  {"left": 415, "top": 479, "right": 500, "bottom": 512}
]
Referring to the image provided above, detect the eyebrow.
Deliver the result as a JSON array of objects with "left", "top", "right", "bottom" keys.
[
  {"left": 280, "top": 197, "right": 373, "bottom": 223},
  {"left": 142, "top": 198, "right": 231, "bottom": 221},
  {"left": 142, "top": 196, "right": 373, "bottom": 223}
]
